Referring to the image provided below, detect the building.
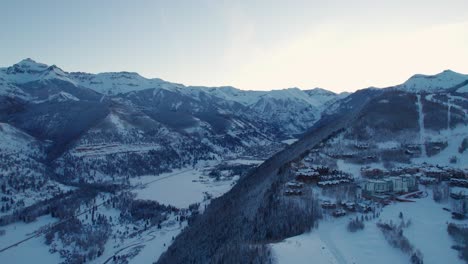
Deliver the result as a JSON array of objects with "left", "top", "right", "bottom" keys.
[
  {"left": 387, "top": 175, "right": 418, "bottom": 193},
  {"left": 362, "top": 175, "right": 417, "bottom": 195},
  {"left": 363, "top": 179, "right": 391, "bottom": 194},
  {"left": 295, "top": 167, "right": 320, "bottom": 183},
  {"left": 450, "top": 187, "right": 468, "bottom": 217}
]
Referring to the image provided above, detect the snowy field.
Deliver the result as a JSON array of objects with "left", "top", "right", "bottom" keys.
[
  {"left": 94, "top": 164, "right": 249, "bottom": 263},
  {"left": 224, "top": 158, "right": 265, "bottom": 165},
  {"left": 282, "top": 138, "right": 298, "bottom": 145},
  {"left": 272, "top": 187, "right": 466, "bottom": 264},
  {"left": 90, "top": 214, "right": 187, "bottom": 264},
  {"left": 130, "top": 167, "right": 239, "bottom": 208},
  {"left": 412, "top": 126, "right": 468, "bottom": 169},
  {"left": 0, "top": 216, "right": 60, "bottom": 263}
]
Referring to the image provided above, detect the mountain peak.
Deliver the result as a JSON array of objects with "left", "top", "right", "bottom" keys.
[
  {"left": 305, "top": 87, "right": 337, "bottom": 96},
  {"left": 14, "top": 58, "right": 48, "bottom": 69},
  {"left": 400, "top": 69, "right": 468, "bottom": 93},
  {"left": 442, "top": 69, "right": 457, "bottom": 74},
  {"left": 19, "top": 58, "right": 37, "bottom": 63}
]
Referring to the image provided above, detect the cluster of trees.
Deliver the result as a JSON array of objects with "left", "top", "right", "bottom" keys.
[
  {"left": 459, "top": 138, "right": 468, "bottom": 154},
  {"left": 377, "top": 220, "right": 423, "bottom": 264},
  {"left": 0, "top": 196, "right": 15, "bottom": 213},
  {"left": 208, "top": 163, "right": 256, "bottom": 181},
  {"left": 0, "top": 151, "right": 68, "bottom": 216},
  {"left": 208, "top": 244, "right": 274, "bottom": 264},
  {"left": 0, "top": 154, "right": 49, "bottom": 194},
  {"left": 112, "top": 192, "right": 178, "bottom": 227},
  {"left": 56, "top": 141, "right": 216, "bottom": 184},
  {"left": 321, "top": 184, "right": 357, "bottom": 203},
  {"left": 46, "top": 215, "right": 111, "bottom": 263},
  {"left": 433, "top": 182, "right": 450, "bottom": 202},
  {"left": 447, "top": 223, "right": 468, "bottom": 262},
  {"left": 0, "top": 189, "right": 76, "bottom": 225},
  {"left": 251, "top": 179, "right": 322, "bottom": 242},
  {"left": 347, "top": 217, "right": 365, "bottom": 232}
]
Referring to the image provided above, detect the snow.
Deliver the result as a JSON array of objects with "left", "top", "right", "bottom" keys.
[
  {"left": 376, "top": 141, "right": 400, "bottom": 150},
  {"left": 416, "top": 94, "right": 427, "bottom": 157},
  {"left": 0, "top": 122, "right": 40, "bottom": 154},
  {"left": 34, "top": 91, "right": 80, "bottom": 103},
  {"left": 224, "top": 158, "right": 264, "bottom": 165},
  {"left": 272, "top": 216, "right": 408, "bottom": 264},
  {"left": 281, "top": 138, "right": 298, "bottom": 145},
  {"left": 412, "top": 126, "right": 468, "bottom": 169},
  {"left": 126, "top": 223, "right": 183, "bottom": 264},
  {"left": 0, "top": 59, "right": 342, "bottom": 137},
  {"left": 39, "top": 66, "right": 77, "bottom": 85},
  {"left": 92, "top": 166, "right": 245, "bottom": 263},
  {"left": 0, "top": 59, "right": 75, "bottom": 85},
  {"left": 336, "top": 159, "right": 385, "bottom": 179},
  {"left": 108, "top": 113, "right": 128, "bottom": 134},
  {"left": 273, "top": 232, "right": 340, "bottom": 264},
  {"left": 200, "top": 86, "right": 266, "bottom": 106},
  {"left": 71, "top": 143, "right": 162, "bottom": 158},
  {"left": 69, "top": 71, "right": 183, "bottom": 95},
  {"left": 261, "top": 88, "right": 325, "bottom": 108},
  {"left": 273, "top": 188, "right": 465, "bottom": 264},
  {"left": 0, "top": 216, "right": 61, "bottom": 263},
  {"left": 0, "top": 81, "right": 29, "bottom": 99},
  {"left": 378, "top": 188, "right": 464, "bottom": 264},
  {"left": 90, "top": 214, "right": 185, "bottom": 264},
  {"left": 400, "top": 70, "right": 468, "bottom": 93},
  {"left": 336, "top": 159, "right": 363, "bottom": 178},
  {"left": 131, "top": 168, "right": 238, "bottom": 208},
  {"left": 457, "top": 83, "right": 468, "bottom": 93}
]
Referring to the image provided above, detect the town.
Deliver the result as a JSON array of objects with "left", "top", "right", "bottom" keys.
[{"left": 283, "top": 161, "right": 468, "bottom": 219}]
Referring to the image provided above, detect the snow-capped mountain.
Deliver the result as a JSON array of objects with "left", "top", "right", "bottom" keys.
[
  {"left": 0, "top": 59, "right": 345, "bottom": 137},
  {"left": 398, "top": 69, "right": 468, "bottom": 93},
  {"left": 1, "top": 58, "right": 468, "bottom": 264},
  {"left": 0, "top": 58, "right": 347, "bottom": 184},
  {"left": 68, "top": 71, "right": 183, "bottom": 95},
  {"left": 1, "top": 58, "right": 75, "bottom": 85}
]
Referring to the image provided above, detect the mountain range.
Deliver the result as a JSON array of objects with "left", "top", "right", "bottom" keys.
[{"left": 0, "top": 58, "right": 467, "bottom": 263}]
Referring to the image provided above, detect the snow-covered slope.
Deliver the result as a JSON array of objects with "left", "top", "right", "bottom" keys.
[
  {"left": 68, "top": 71, "right": 183, "bottom": 95},
  {"left": 399, "top": 70, "right": 468, "bottom": 93},
  {"left": 457, "top": 83, "right": 468, "bottom": 93},
  {"left": 0, "top": 122, "right": 41, "bottom": 154},
  {"left": 33, "top": 91, "right": 80, "bottom": 104},
  {"left": 0, "top": 58, "right": 76, "bottom": 85}
]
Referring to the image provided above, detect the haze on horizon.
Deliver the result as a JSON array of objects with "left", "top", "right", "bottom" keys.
[{"left": 1, "top": 0, "right": 467, "bottom": 93}]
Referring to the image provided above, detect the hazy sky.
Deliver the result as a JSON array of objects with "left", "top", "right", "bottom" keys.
[{"left": 1, "top": 0, "right": 468, "bottom": 92}]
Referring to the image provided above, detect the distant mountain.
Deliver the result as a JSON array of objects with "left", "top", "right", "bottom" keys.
[
  {"left": 397, "top": 69, "right": 468, "bottom": 93},
  {"left": 0, "top": 59, "right": 345, "bottom": 135},
  {"left": 0, "top": 59, "right": 348, "bottom": 186}
]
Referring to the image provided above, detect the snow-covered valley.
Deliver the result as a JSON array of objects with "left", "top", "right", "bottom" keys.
[
  {"left": 0, "top": 59, "right": 467, "bottom": 264},
  {"left": 0, "top": 160, "right": 261, "bottom": 264}
]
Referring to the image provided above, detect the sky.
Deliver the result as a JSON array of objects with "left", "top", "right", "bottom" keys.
[{"left": 1, "top": 0, "right": 468, "bottom": 93}]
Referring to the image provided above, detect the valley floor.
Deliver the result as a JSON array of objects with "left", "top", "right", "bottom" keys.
[
  {"left": 0, "top": 158, "right": 264, "bottom": 263},
  {"left": 0, "top": 216, "right": 61, "bottom": 263}
]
